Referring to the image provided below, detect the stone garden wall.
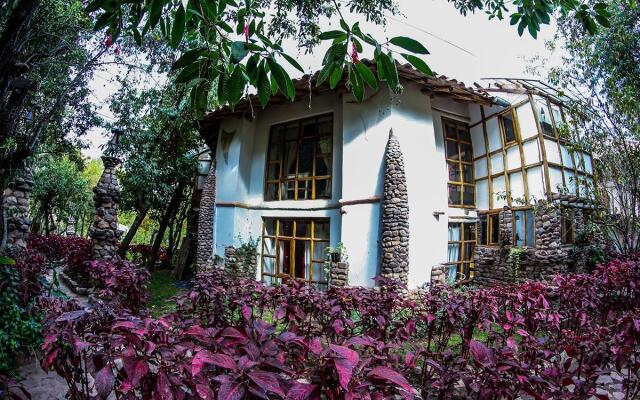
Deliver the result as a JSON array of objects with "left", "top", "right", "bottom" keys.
[
  {"left": 474, "top": 202, "right": 596, "bottom": 286},
  {"left": 2, "top": 166, "right": 33, "bottom": 249}
]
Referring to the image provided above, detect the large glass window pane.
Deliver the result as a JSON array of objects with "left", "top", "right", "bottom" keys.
[
  {"left": 471, "top": 125, "right": 486, "bottom": 157},
  {"left": 315, "top": 221, "right": 330, "bottom": 240},
  {"left": 486, "top": 118, "right": 502, "bottom": 152},
  {"left": 490, "top": 214, "right": 500, "bottom": 244},
  {"left": 501, "top": 112, "right": 517, "bottom": 143},
  {"left": 298, "top": 140, "right": 314, "bottom": 177},
  {"left": 280, "top": 220, "right": 294, "bottom": 236},
  {"left": 447, "top": 243, "right": 461, "bottom": 263},
  {"left": 283, "top": 141, "right": 297, "bottom": 178},
  {"left": 493, "top": 175, "right": 507, "bottom": 208},
  {"left": 313, "top": 242, "right": 327, "bottom": 261},
  {"left": 564, "top": 169, "right": 577, "bottom": 194},
  {"left": 476, "top": 179, "right": 489, "bottom": 210},
  {"left": 312, "top": 262, "right": 326, "bottom": 283},
  {"left": 526, "top": 166, "right": 545, "bottom": 201},
  {"left": 474, "top": 157, "right": 488, "bottom": 179},
  {"left": 296, "top": 221, "right": 310, "bottom": 238},
  {"left": 549, "top": 167, "right": 564, "bottom": 193},
  {"left": 536, "top": 98, "right": 554, "bottom": 136},
  {"left": 317, "top": 136, "right": 331, "bottom": 155},
  {"left": 551, "top": 104, "right": 563, "bottom": 130},
  {"left": 265, "top": 183, "right": 278, "bottom": 201},
  {"left": 460, "top": 142, "right": 473, "bottom": 162},
  {"left": 448, "top": 161, "right": 461, "bottom": 181},
  {"left": 448, "top": 184, "right": 462, "bottom": 205},
  {"left": 267, "top": 162, "right": 279, "bottom": 180},
  {"left": 446, "top": 140, "right": 459, "bottom": 160},
  {"left": 523, "top": 139, "right": 541, "bottom": 165},
  {"left": 583, "top": 153, "right": 593, "bottom": 174},
  {"left": 462, "top": 164, "right": 473, "bottom": 183},
  {"left": 264, "top": 219, "right": 277, "bottom": 236},
  {"left": 263, "top": 256, "right": 275, "bottom": 274},
  {"left": 514, "top": 210, "right": 525, "bottom": 246},
  {"left": 560, "top": 144, "right": 574, "bottom": 168},
  {"left": 463, "top": 186, "right": 475, "bottom": 206},
  {"left": 516, "top": 104, "right": 538, "bottom": 140},
  {"left": 490, "top": 153, "right": 504, "bottom": 174},
  {"left": 316, "top": 156, "right": 331, "bottom": 176},
  {"left": 448, "top": 223, "right": 461, "bottom": 241},
  {"left": 525, "top": 210, "right": 535, "bottom": 247},
  {"left": 479, "top": 215, "right": 488, "bottom": 245},
  {"left": 509, "top": 172, "right": 525, "bottom": 204},
  {"left": 315, "top": 179, "right": 331, "bottom": 198},
  {"left": 263, "top": 237, "right": 275, "bottom": 256},
  {"left": 544, "top": 139, "right": 561, "bottom": 165},
  {"left": 278, "top": 239, "right": 292, "bottom": 275},
  {"left": 506, "top": 146, "right": 521, "bottom": 171}
]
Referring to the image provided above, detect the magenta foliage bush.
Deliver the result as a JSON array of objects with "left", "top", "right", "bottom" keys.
[
  {"left": 88, "top": 259, "right": 150, "bottom": 311},
  {"left": 28, "top": 234, "right": 92, "bottom": 277},
  {"left": 7, "top": 248, "right": 49, "bottom": 307},
  {"left": 41, "top": 258, "right": 640, "bottom": 399}
]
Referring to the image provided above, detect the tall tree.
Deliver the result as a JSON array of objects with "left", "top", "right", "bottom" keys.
[{"left": 548, "top": 0, "right": 639, "bottom": 253}]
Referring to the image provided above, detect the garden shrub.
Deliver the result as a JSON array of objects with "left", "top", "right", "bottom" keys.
[
  {"left": 88, "top": 258, "right": 150, "bottom": 311},
  {"left": 0, "top": 249, "right": 49, "bottom": 374},
  {"left": 125, "top": 244, "right": 169, "bottom": 266},
  {"left": 28, "top": 234, "right": 92, "bottom": 279},
  {"left": 41, "top": 258, "right": 640, "bottom": 399}
]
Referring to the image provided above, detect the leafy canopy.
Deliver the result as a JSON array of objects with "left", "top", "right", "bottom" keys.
[{"left": 87, "top": 0, "right": 611, "bottom": 115}]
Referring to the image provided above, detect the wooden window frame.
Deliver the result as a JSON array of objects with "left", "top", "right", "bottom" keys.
[
  {"left": 561, "top": 213, "right": 574, "bottom": 244},
  {"left": 512, "top": 209, "right": 535, "bottom": 247},
  {"left": 443, "top": 118, "right": 475, "bottom": 208},
  {"left": 264, "top": 114, "right": 333, "bottom": 201},
  {"left": 479, "top": 212, "right": 500, "bottom": 246},
  {"left": 499, "top": 109, "right": 519, "bottom": 145},
  {"left": 260, "top": 217, "right": 330, "bottom": 287},
  {"left": 447, "top": 222, "right": 476, "bottom": 281}
]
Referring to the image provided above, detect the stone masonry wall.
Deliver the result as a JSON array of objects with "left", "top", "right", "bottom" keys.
[
  {"left": 89, "top": 156, "right": 121, "bottom": 260},
  {"left": 380, "top": 131, "right": 410, "bottom": 286},
  {"left": 197, "top": 159, "right": 216, "bottom": 270},
  {"left": 224, "top": 245, "right": 257, "bottom": 279},
  {"left": 474, "top": 202, "right": 591, "bottom": 286},
  {"left": 2, "top": 166, "right": 33, "bottom": 249},
  {"left": 330, "top": 262, "right": 349, "bottom": 287}
]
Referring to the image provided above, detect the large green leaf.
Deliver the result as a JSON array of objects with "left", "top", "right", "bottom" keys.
[
  {"left": 389, "top": 36, "right": 429, "bottom": 54},
  {"left": 379, "top": 52, "right": 400, "bottom": 93},
  {"left": 149, "top": 0, "right": 165, "bottom": 29},
  {"left": 281, "top": 53, "right": 305, "bottom": 74},
  {"left": 319, "top": 30, "right": 347, "bottom": 40},
  {"left": 175, "top": 61, "right": 204, "bottom": 83},
  {"left": 170, "top": 4, "right": 186, "bottom": 48},
  {"left": 316, "top": 62, "right": 336, "bottom": 87},
  {"left": 0, "top": 256, "right": 16, "bottom": 266},
  {"left": 349, "top": 64, "right": 364, "bottom": 102},
  {"left": 329, "top": 63, "right": 343, "bottom": 89},
  {"left": 267, "top": 58, "right": 295, "bottom": 100},
  {"left": 355, "top": 62, "right": 378, "bottom": 90},
  {"left": 257, "top": 67, "right": 271, "bottom": 108},
  {"left": 401, "top": 53, "right": 433, "bottom": 77},
  {"left": 230, "top": 41, "right": 249, "bottom": 63},
  {"left": 226, "top": 66, "right": 246, "bottom": 106},
  {"left": 172, "top": 48, "right": 206, "bottom": 70}
]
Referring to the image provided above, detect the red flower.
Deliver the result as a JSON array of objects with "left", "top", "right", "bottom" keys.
[
  {"left": 243, "top": 21, "right": 250, "bottom": 42},
  {"left": 114, "top": 46, "right": 121, "bottom": 55},
  {"left": 351, "top": 43, "right": 359, "bottom": 64},
  {"left": 104, "top": 35, "right": 113, "bottom": 47}
]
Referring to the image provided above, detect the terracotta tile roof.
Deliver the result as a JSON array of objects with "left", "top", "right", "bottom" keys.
[{"left": 200, "top": 59, "right": 494, "bottom": 125}]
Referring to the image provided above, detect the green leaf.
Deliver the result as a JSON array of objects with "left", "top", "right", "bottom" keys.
[
  {"left": 200, "top": 0, "right": 217, "bottom": 20},
  {"left": 355, "top": 62, "right": 378, "bottom": 89},
  {"left": 349, "top": 64, "right": 364, "bottom": 102},
  {"left": 257, "top": 67, "right": 271, "bottom": 108},
  {"left": 230, "top": 41, "right": 249, "bottom": 63},
  {"left": 172, "top": 48, "right": 205, "bottom": 70},
  {"left": 401, "top": 53, "right": 433, "bottom": 77},
  {"left": 379, "top": 52, "right": 399, "bottom": 92},
  {"left": 329, "top": 63, "right": 344, "bottom": 89},
  {"left": 170, "top": 4, "right": 186, "bottom": 48},
  {"left": 595, "top": 14, "right": 610, "bottom": 28},
  {"left": 316, "top": 62, "right": 335, "bottom": 87},
  {"left": 0, "top": 256, "right": 16, "bottom": 266},
  {"left": 175, "top": 61, "right": 203, "bottom": 83},
  {"left": 149, "top": 0, "right": 165, "bottom": 29},
  {"left": 509, "top": 13, "right": 521, "bottom": 25},
  {"left": 246, "top": 54, "right": 260, "bottom": 82},
  {"left": 281, "top": 53, "right": 305, "bottom": 74},
  {"left": 339, "top": 18, "right": 349, "bottom": 32},
  {"left": 352, "top": 37, "right": 363, "bottom": 53},
  {"left": 267, "top": 58, "right": 295, "bottom": 100},
  {"left": 389, "top": 36, "right": 429, "bottom": 54},
  {"left": 133, "top": 28, "right": 142, "bottom": 45},
  {"left": 226, "top": 66, "right": 246, "bottom": 106},
  {"left": 318, "top": 30, "right": 347, "bottom": 40}
]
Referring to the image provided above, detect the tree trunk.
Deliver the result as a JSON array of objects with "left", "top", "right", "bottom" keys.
[
  {"left": 117, "top": 205, "right": 149, "bottom": 258},
  {"left": 148, "top": 181, "right": 185, "bottom": 270}
]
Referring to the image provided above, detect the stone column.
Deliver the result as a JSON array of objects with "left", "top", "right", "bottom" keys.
[
  {"left": 329, "top": 262, "right": 349, "bottom": 287},
  {"left": 1, "top": 166, "right": 33, "bottom": 249},
  {"left": 499, "top": 207, "right": 513, "bottom": 246},
  {"left": 89, "top": 156, "right": 121, "bottom": 260},
  {"left": 196, "top": 159, "right": 216, "bottom": 269},
  {"left": 380, "top": 131, "right": 410, "bottom": 286}
]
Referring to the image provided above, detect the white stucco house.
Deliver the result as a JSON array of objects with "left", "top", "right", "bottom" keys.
[{"left": 197, "top": 62, "right": 595, "bottom": 289}]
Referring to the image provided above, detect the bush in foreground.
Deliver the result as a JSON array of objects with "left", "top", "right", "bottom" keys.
[{"left": 41, "top": 258, "right": 640, "bottom": 399}]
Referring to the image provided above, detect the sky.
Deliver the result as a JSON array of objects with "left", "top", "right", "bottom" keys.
[{"left": 83, "top": 0, "right": 563, "bottom": 159}]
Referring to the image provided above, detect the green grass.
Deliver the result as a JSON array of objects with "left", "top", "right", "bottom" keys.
[{"left": 147, "top": 270, "right": 182, "bottom": 317}]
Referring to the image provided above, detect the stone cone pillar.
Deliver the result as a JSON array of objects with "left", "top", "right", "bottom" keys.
[
  {"left": 1, "top": 166, "right": 33, "bottom": 249},
  {"left": 196, "top": 158, "right": 216, "bottom": 269},
  {"left": 380, "top": 130, "right": 410, "bottom": 286},
  {"left": 89, "top": 156, "right": 121, "bottom": 260}
]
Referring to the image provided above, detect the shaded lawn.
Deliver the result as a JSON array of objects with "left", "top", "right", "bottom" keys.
[{"left": 148, "top": 270, "right": 184, "bottom": 317}]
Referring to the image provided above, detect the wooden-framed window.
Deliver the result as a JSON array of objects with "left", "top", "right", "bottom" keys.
[
  {"left": 447, "top": 222, "right": 476, "bottom": 282},
  {"left": 264, "top": 114, "right": 332, "bottom": 201},
  {"left": 513, "top": 209, "right": 535, "bottom": 247},
  {"left": 561, "top": 214, "right": 574, "bottom": 244},
  {"left": 479, "top": 212, "right": 500, "bottom": 246},
  {"left": 444, "top": 118, "right": 475, "bottom": 207},
  {"left": 260, "top": 217, "right": 330, "bottom": 288},
  {"left": 534, "top": 97, "right": 555, "bottom": 137},
  {"left": 499, "top": 110, "right": 518, "bottom": 144}
]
